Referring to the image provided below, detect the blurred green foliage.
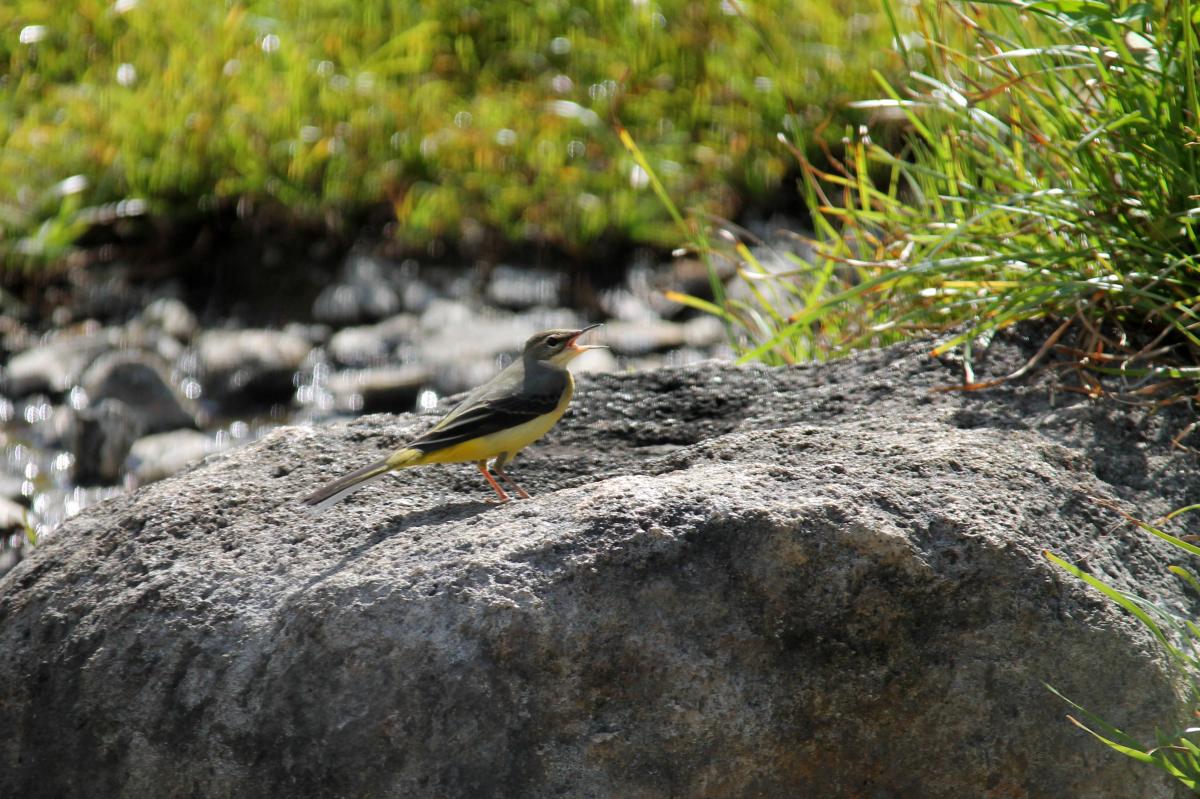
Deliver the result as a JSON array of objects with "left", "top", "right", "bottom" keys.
[{"left": 0, "top": 0, "right": 896, "bottom": 267}]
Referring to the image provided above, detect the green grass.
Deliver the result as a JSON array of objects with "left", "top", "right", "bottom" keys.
[
  {"left": 674, "top": 0, "right": 1200, "bottom": 372},
  {"left": 0, "top": 0, "right": 898, "bottom": 270}
]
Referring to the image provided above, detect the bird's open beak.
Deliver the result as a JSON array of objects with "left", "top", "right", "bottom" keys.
[{"left": 567, "top": 323, "right": 605, "bottom": 351}]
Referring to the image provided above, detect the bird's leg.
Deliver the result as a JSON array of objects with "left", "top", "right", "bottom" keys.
[
  {"left": 491, "top": 453, "right": 531, "bottom": 500},
  {"left": 477, "top": 460, "right": 510, "bottom": 503}
]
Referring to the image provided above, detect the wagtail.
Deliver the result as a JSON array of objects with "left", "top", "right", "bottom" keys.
[{"left": 301, "top": 325, "right": 602, "bottom": 512}]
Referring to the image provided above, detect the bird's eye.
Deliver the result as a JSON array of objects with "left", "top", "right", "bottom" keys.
[{"left": 546, "top": 336, "right": 562, "bottom": 346}]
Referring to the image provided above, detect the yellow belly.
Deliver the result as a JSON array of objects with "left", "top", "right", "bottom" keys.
[{"left": 412, "top": 375, "right": 574, "bottom": 465}]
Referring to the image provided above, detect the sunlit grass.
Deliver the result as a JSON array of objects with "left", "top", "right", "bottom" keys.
[
  {"left": 672, "top": 0, "right": 1200, "bottom": 373},
  {"left": 0, "top": 0, "right": 898, "bottom": 269}
]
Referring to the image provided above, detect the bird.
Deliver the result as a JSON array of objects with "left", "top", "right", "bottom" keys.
[{"left": 300, "top": 325, "right": 603, "bottom": 513}]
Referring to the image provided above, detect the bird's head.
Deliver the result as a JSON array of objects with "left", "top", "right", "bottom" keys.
[{"left": 523, "top": 324, "right": 604, "bottom": 366}]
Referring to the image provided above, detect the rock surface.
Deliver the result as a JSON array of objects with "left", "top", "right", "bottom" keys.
[{"left": 0, "top": 328, "right": 1195, "bottom": 798}]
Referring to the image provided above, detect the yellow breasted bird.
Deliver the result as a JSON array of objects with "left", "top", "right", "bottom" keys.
[{"left": 300, "top": 325, "right": 603, "bottom": 513}]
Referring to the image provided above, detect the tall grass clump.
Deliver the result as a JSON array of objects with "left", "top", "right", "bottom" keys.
[{"left": 689, "top": 0, "right": 1200, "bottom": 370}]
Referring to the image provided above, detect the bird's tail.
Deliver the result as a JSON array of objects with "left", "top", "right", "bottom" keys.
[{"left": 299, "top": 448, "right": 424, "bottom": 515}]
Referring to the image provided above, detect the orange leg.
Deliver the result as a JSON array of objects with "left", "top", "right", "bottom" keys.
[
  {"left": 477, "top": 460, "right": 510, "bottom": 503},
  {"left": 492, "top": 454, "right": 531, "bottom": 499}
]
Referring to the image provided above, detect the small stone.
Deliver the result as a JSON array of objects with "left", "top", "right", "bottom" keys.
[
  {"left": 0, "top": 496, "right": 27, "bottom": 531},
  {"left": 572, "top": 348, "right": 621, "bottom": 375},
  {"left": 327, "top": 315, "right": 419, "bottom": 368},
  {"left": 598, "top": 320, "right": 688, "bottom": 355},
  {"left": 0, "top": 474, "right": 26, "bottom": 503},
  {"left": 682, "top": 316, "right": 727, "bottom": 349},
  {"left": 283, "top": 323, "right": 331, "bottom": 346},
  {"left": 485, "top": 264, "right": 564, "bottom": 310}
]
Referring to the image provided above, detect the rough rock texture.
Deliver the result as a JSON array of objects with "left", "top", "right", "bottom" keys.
[{"left": 1, "top": 327, "right": 1196, "bottom": 798}]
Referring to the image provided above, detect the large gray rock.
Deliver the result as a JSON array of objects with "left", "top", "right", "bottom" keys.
[{"left": 0, "top": 328, "right": 1193, "bottom": 798}]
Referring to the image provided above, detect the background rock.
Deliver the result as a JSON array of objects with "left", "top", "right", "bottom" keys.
[
  {"left": 69, "top": 399, "right": 141, "bottom": 485},
  {"left": 485, "top": 264, "right": 564, "bottom": 310},
  {"left": 326, "top": 365, "right": 430, "bottom": 414},
  {"left": 415, "top": 301, "right": 582, "bottom": 394},
  {"left": 196, "top": 329, "right": 313, "bottom": 407},
  {"left": 0, "top": 328, "right": 1194, "bottom": 798},
  {"left": 312, "top": 253, "right": 403, "bottom": 325},
  {"left": 1, "top": 331, "right": 112, "bottom": 397},
  {"left": 0, "top": 474, "right": 26, "bottom": 503},
  {"left": 327, "top": 314, "right": 419, "bottom": 368},
  {"left": 80, "top": 350, "right": 199, "bottom": 435},
  {"left": 0, "top": 497, "right": 27, "bottom": 534},
  {"left": 138, "top": 298, "right": 199, "bottom": 343},
  {"left": 126, "top": 428, "right": 216, "bottom": 485}
]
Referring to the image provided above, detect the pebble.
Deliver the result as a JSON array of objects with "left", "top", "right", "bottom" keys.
[
  {"left": 139, "top": 298, "right": 199, "bottom": 342},
  {"left": 485, "top": 264, "right": 564, "bottom": 310},
  {"left": 0, "top": 496, "right": 27, "bottom": 532}
]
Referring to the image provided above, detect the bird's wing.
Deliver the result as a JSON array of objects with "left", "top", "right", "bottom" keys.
[
  {"left": 430, "top": 358, "right": 524, "bottom": 430},
  {"left": 407, "top": 371, "right": 567, "bottom": 454}
]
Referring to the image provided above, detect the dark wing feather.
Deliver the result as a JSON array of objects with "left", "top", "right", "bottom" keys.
[{"left": 407, "top": 381, "right": 565, "bottom": 454}]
